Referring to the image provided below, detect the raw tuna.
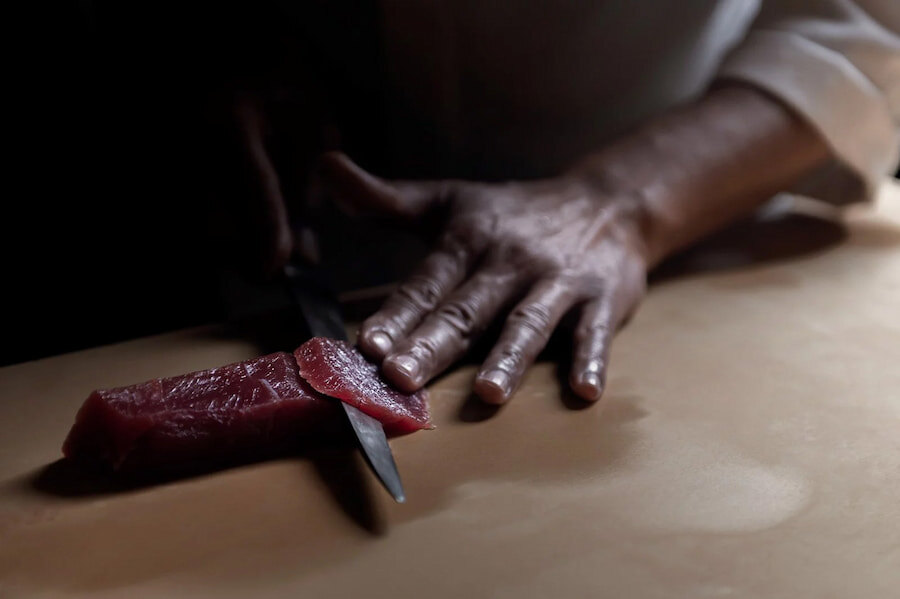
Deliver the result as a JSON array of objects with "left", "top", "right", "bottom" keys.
[
  {"left": 62, "top": 352, "right": 338, "bottom": 471},
  {"left": 63, "top": 344, "right": 431, "bottom": 471},
  {"left": 295, "top": 338, "right": 432, "bottom": 434}
]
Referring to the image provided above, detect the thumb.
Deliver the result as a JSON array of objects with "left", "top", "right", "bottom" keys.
[
  {"left": 317, "top": 151, "right": 453, "bottom": 220},
  {"left": 234, "top": 95, "right": 294, "bottom": 278}
]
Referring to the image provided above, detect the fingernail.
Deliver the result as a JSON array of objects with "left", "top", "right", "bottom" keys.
[
  {"left": 578, "top": 372, "right": 603, "bottom": 401},
  {"left": 387, "top": 354, "right": 421, "bottom": 386},
  {"left": 367, "top": 331, "right": 393, "bottom": 356},
  {"left": 476, "top": 370, "right": 511, "bottom": 404}
]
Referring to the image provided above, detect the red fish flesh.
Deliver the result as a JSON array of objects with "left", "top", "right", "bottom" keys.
[
  {"left": 63, "top": 342, "right": 431, "bottom": 471},
  {"left": 295, "top": 338, "right": 432, "bottom": 434}
]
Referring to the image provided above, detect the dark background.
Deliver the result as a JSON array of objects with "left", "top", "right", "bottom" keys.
[
  {"left": 4, "top": 2, "right": 898, "bottom": 366},
  {"left": 6, "top": 4, "right": 257, "bottom": 365},
  {"left": 4, "top": 2, "right": 415, "bottom": 366}
]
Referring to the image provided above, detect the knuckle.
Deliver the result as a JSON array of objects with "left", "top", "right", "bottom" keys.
[
  {"left": 411, "top": 336, "right": 441, "bottom": 364},
  {"left": 554, "top": 271, "right": 587, "bottom": 293},
  {"left": 492, "top": 241, "right": 531, "bottom": 268},
  {"left": 436, "top": 300, "right": 480, "bottom": 337},
  {"left": 440, "top": 226, "right": 468, "bottom": 248},
  {"left": 575, "top": 320, "right": 611, "bottom": 345},
  {"left": 509, "top": 303, "right": 553, "bottom": 339},
  {"left": 493, "top": 346, "right": 526, "bottom": 373},
  {"left": 406, "top": 334, "right": 461, "bottom": 374},
  {"left": 361, "top": 314, "right": 395, "bottom": 338},
  {"left": 450, "top": 216, "right": 493, "bottom": 250},
  {"left": 396, "top": 275, "right": 443, "bottom": 311}
]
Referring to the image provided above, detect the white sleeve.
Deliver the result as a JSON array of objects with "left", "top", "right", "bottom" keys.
[{"left": 716, "top": 0, "right": 900, "bottom": 204}]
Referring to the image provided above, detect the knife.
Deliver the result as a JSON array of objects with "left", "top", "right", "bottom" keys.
[{"left": 283, "top": 260, "right": 406, "bottom": 503}]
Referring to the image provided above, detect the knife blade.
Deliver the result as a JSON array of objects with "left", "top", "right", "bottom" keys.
[{"left": 284, "top": 261, "right": 406, "bottom": 503}]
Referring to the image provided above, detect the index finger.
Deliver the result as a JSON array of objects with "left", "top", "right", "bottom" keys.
[
  {"left": 358, "top": 235, "right": 476, "bottom": 360},
  {"left": 381, "top": 263, "right": 527, "bottom": 392}
]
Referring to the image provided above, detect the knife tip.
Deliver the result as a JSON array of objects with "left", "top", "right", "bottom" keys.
[{"left": 385, "top": 480, "right": 406, "bottom": 503}]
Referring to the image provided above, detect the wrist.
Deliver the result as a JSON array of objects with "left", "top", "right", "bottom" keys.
[
  {"left": 565, "top": 167, "right": 677, "bottom": 269},
  {"left": 566, "top": 85, "right": 828, "bottom": 268}
]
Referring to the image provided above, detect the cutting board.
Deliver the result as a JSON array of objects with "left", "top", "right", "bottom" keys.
[{"left": 1, "top": 183, "right": 898, "bottom": 598}]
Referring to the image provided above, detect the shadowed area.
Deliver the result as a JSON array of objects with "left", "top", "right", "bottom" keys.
[
  {"left": 27, "top": 435, "right": 386, "bottom": 537},
  {"left": 309, "top": 447, "right": 387, "bottom": 535},
  {"left": 652, "top": 201, "right": 847, "bottom": 283},
  {"left": 457, "top": 393, "right": 505, "bottom": 422}
]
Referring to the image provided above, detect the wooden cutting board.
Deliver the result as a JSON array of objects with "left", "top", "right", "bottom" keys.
[{"left": 1, "top": 183, "right": 898, "bottom": 599}]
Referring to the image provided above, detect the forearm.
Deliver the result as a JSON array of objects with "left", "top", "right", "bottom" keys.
[{"left": 571, "top": 85, "right": 830, "bottom": 267}]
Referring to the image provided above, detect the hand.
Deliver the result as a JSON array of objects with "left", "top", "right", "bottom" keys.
[
  {"left": 220, "top": 66, "right": 329, "bottom": 277},
  {"left": 229, "top": 93, "right": 296, "bottom": 276},
  {"left": 320, "top": 152, "right": 648, "bottom": 404},
  {"left": 317, "top": 87, "right": 828, "bottom": 404}
]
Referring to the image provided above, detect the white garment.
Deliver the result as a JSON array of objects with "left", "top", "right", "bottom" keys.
[{"left": 381, "top": 0, "right": 900, "bottom": 203}]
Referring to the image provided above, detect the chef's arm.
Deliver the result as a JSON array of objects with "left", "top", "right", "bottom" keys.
[
  {"left": 575, "top": 0, "right": 900, "bottom": 268},
  {"left": 567, "top": 84, "right": 829, "bottom": 269}
]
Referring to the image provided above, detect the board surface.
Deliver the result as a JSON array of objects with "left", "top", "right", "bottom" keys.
[{"left": 1, "top": 183, "right": 898, "bottom": 598}]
